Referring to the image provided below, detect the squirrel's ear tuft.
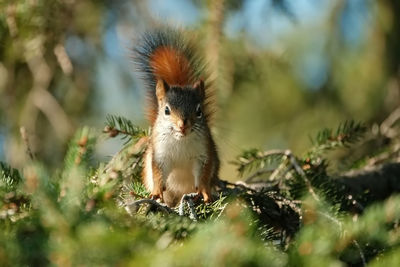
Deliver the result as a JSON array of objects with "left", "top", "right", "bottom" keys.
[
  {"left": 193, "top": 79, "right": 205, "bottom": 99},
  {"left": 156, "top": 79, "right": 169, "bottom": 101}
]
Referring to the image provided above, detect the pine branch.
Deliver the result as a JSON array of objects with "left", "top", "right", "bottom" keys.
[
  {"left": 0, "top": 161, "right": 31, "bottom": 222},
  {"left": 308, "top": 120, "right": 367, "bottom": 157},
  {"left": 125, "top": 199, "right": 173, "bottom": 215},
  {"left": 0, "top": 161, "right": 22, "bottom": 192},
  {"left": 103, "top": 114, "right": 147, "bottom": 143},
  {"left": 231, "top": 149, "right": 287, "bottom": 177},
  {"left": 63, "top": 127, "right": 96, "bottom": 171},
  {"left": 232, "top": 149, "right": 321, "bottom": 202},
  {"left": 58, "top": 127, "right": 97, "bottom": 217}
]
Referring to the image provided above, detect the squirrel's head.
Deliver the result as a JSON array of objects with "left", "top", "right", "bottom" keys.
[{"left": 155, "top": 78, "right": 205, "bottom": 140}]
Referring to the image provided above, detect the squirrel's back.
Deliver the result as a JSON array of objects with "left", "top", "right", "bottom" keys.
[{"left": 133, "top": 28, "right": 213, "bottom": 124}]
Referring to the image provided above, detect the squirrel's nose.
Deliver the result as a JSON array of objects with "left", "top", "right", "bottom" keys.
[{"left": 178, "top": 119, "right": 188, "bottom": 133}]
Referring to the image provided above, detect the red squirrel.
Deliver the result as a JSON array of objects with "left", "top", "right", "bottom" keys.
[{"left": 133, "top": 28, "right": 220, "bottom": 207}]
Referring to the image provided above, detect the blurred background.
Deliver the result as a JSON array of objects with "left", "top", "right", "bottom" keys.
[{"left": 0, "top": 0, "right": 399, "bottom": 178}]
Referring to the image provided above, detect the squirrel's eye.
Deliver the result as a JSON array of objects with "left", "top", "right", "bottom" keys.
[
  {"left": 196, "top": 104, "right": 202, "bottom": 118},
  {"left": 165, "top": 106, "right": 170, "bottom": 115}
]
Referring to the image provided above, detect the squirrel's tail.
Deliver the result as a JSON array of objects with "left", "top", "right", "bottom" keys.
[{"left": 133, "top": 27, "right": 211, "bottom": 124}]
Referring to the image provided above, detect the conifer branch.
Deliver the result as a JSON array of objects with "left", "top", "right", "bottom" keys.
[
  {"left": 63, "top": 127, "right": 96, "bottom": 171},
  {"left": 232, "top": 149, "right": 288, "bottom": 176},
  {"left": 178, "top": 193, "right": 199, "bottom": 221},
  {"left": 286, "top": 151, "right": 320, "bottom": 201},
  {"left": 0, "top": 162, "right": 22, "bottom": 191},
  {"left": 234, "top": 149, "right": 320, "bottom": 201},
  {"left": 103, "top": 114, "right": 147, "bottom": 142},
  {"left": 125, "top": 199, "right": 172, "bottom": 215},
  {"left": 308, "top": 120, "right": 367, "bottom": 157}
]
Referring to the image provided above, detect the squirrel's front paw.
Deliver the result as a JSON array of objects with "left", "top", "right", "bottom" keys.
[
  {"left": 201, "top": 191, "right": 212, "bottom": 203},
  {"left": 195, "top": 187, "right": 212, "bottom": 203},
  {"left": 150, "top": 191, "right": 163, "bottom": 201}
]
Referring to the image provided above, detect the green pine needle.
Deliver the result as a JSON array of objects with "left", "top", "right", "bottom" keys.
[
  {"left": 308, "top": 120, "right": 367, "bottom": 157},
  {"left": 104, "top": 114, "right": 147, "bottom": 143},
  {"left": 63, "top": 127, "right": 97, "bottom": 172},
  {"left": 0, "top": 161, "right": 22, "bottom": 192},
  {"left": 231, "top": 149, "right": 287, "bottom": 177}
]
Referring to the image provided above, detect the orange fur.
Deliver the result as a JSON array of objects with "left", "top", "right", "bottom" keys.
[
  {"left": 145, "top": 47, "right": 198, "bottom": 125},
  {"left": 151, "top": 157, "right": 164, "bottom": 201},
  {"left": 150, "top": 47, "right": 194, "bottom": 86},
  {"left": 137, "top": 29, "right": 220, "bottom": 207},
  {"left": 198, "top": 135, "right": 219, "bottom": 202}
]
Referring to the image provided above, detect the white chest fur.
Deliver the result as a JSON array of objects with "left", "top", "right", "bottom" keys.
[
  {"left": 153, "top": 129, "right": 207, "bottom": 194},
  {"left": 154, "top": 131, "right": 207, "bottom": 165}
]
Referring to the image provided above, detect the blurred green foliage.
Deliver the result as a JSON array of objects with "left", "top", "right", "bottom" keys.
[{"left": 0, "top": 116, "right": 399, "bottom": 265}]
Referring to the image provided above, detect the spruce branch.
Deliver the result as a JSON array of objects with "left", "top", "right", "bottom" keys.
[
  {"left": 353, "top": 240, "right": 367, "bottom": 267},
  {"left": 63, "top": 127, "right": 96, "bottom": 171},
  {"left": 0, "top": 161, "right": 22, "bottom": 191},
  {"left": 125, "top": 199, "right": 172, "bottom": 215},
  {"left": 232, "top": 149, "right": 288, "bottom": 177},
  {"left": 103, "top": 114, "right": 147, "bottom": 142},
  {"left": 233, "top": 149, "right": 320, "bottom": 201},
  {"left": 245, "top": 168, "right": 276, "bottom": 183},
  {"left": 308, "top": 120, "right": 367, "bottom": 157},
  {"left": 287, "top": 151, "right": 320, "bottom": 201},
  {"left": 178, "top": 193, "right": 199, "bottom": 221}
]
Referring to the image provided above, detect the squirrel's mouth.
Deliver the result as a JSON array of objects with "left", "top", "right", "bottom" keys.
[
  {"left": 173, "top": 132, "right": 185, "bottom": 140},
  {"left": 173, "top": 128, "right": 192, "bottom": 139}
]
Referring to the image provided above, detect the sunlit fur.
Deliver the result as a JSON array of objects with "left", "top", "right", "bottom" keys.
[
  {"left": 143, "top": 85, "right": 215, "bottom": 206},
  {"left": 133, "top": 28, "right": 215, "bottom": 125},
  {"left": 135, "top": 28, "right": 219, "bottom": 207}
]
